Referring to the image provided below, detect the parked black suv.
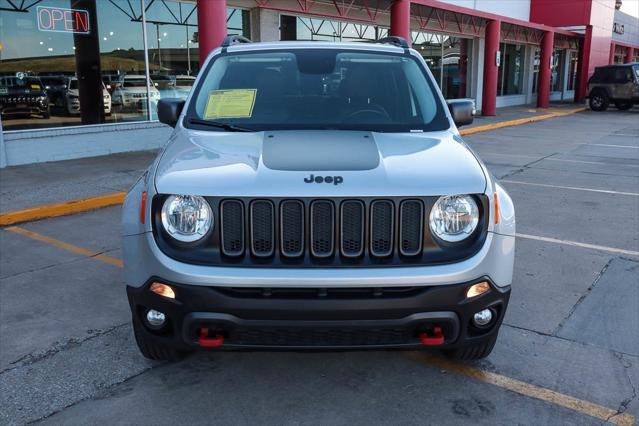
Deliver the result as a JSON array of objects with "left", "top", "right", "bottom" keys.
[
  {"left": 0, "top": 76, "right": 50, "bottom": 119},
  {"left": 587, "top": 63, "right": 639, "bottom": 111}
]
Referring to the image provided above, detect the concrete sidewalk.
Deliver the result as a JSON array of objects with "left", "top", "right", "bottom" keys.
[
  {"left": 0, "top": 150, "right": 157, "bottom": 213},
  {"left": 465, "top": 101, "right": 586, "bottom": 129},
  {"left": 0, "top": 102, "right": 586, "bottom": 214}
]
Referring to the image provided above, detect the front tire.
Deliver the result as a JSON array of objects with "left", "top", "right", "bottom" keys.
[
  {"left": 442, "top": 334, "right": 497, "bottom": 361},
  {"left": 614, "top": 101, "right": 633, "bottom": 110},
  {"left": 589, "top": 91, "right": 609, "bottom": 111},
  {"left": 133, "top": 320, "right": 188, "bottom": 362}
]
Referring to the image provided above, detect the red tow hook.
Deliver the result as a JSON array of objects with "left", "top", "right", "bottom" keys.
[
  {"left": 198, "top": 328, "right": 224, "bottom": 348},
  {"left": 419, "top": 327, "right": 445, "bottom": 346}
]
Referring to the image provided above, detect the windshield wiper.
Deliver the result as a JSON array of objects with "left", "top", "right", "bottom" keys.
[{"left": 187, "top": 117, "right": 254, "bottom": 132}]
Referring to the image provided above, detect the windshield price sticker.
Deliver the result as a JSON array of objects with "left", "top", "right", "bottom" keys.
[{"left": 204, "top": 89, "right": 257, "bottom": 119}]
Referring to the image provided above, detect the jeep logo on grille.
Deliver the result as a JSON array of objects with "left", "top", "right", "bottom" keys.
[{"left": 304, "top": 174, "right": 343, "bottom": 185}]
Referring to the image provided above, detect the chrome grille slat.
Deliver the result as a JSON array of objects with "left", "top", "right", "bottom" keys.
[
  {"left": 310, "top": 200, "right": 335, "bottom": 258},
  {"left": 280, "top": 200, "right": 304, "bottom": 257},
  {"left": 250, "top": 200, "right": 275, "bottom": 257},
  {"left": 220, "top": 200, "right": 245, "bottom": 256},
  {"left": 340, "top": 200, "right": 365, "bottom": 258},
  {"left": 370, "top": 200, "right": 394, "bottom": 257},
  {"left": 399, "top": 200, "right": 424, "bottom": 256}
]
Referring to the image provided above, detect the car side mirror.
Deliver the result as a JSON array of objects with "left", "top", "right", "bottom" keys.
[
  {"left": 447, "top": 99, "right": 474, "bottom": 127},
  {"left": 157, "top": 98, "right": 185, "bottom": 127}
]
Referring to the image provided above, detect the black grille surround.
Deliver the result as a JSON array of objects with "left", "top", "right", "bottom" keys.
[{"left": 152, "top": 195, "right": 489, "bottom": 268}]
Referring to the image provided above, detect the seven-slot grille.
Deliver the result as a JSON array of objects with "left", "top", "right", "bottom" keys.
[{"left": 219, "top": 199, "right": 427, "bottom": 260}]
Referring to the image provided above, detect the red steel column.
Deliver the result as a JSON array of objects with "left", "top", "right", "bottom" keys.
[
  {"left": 537, "top": 30, "right": 554, "bottom": 108},
  {"left": 390, "top": 0, "right": 411, "bottom": 43},
  {"left": 575, "top": 25, "right": 592, "bottom": 102},
  {"left": 197, "top": 0, "right": 227, "bottom": 65},
  {"left": 625, "top": 46, "right": 634, "bottom": 63},
  {"left": 609, "top": 43, "right": 616, "bottom": 64},
  {"left": 481, "top": 19, "right": 500, "bottom": 116}
]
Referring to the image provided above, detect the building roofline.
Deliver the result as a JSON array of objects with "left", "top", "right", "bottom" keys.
[{"left": 411, "top": 0, "right": 581, "bottom": 37}]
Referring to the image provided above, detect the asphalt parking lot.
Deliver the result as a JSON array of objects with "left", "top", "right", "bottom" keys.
[{"left": 1, "top": 108, "right": 638, "bottom": 425}]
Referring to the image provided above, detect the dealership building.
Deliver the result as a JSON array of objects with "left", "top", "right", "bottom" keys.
[{"left": 0, "top": 0, "right": 637, "bottom": 167}]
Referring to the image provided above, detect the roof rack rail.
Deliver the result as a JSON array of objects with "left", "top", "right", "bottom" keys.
[
  {"left": 221, "top": 35, "right": 252, "bottom": 48},
  {"left": 374, "top": 36, "right": 409, "bottom": 49}
]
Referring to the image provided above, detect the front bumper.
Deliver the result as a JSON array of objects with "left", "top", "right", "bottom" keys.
[
  {"left": 128, "top": 278, "right": 510, "bottom": 350},
  {"left": 0, "top": 103, "right": 48, "bottom": 116}
]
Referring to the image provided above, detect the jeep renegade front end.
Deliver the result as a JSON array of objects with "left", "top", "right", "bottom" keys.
[{"left": 122, "top": 36, "right": 515, "bottom": 361}]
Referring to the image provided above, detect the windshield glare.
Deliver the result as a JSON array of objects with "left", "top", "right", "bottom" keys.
[{"left": 189, "top": 49, "right": 448, "bottom": 132}]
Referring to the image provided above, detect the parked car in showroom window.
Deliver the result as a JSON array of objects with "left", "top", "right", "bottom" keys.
[
  {"left": 111, "top": 75, "right": 160, "bottom": 111},
  {"left": 173, "top": 75, "right": 196, "bottom": 99},
  {"left": 122, "top": 36, "right": 516, "bottom": 362},
  {"left": 65, "top": 77, "right": 112, "bottom": 116},
  {"left": 39, "top": 75, "right": 68, "bottom": 108},
  {"left": 0, "top": 75, "right": 50, "bottom": 119}
]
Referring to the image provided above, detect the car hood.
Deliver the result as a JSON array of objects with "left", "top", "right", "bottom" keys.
[
  {"left": 118, "top": 87, "right": 158, "bottom": 94},
  {"left": 68, "top": 88, "right": 110, "bottom": 96},
  {"left": 155, "top": 129, "right": 487, "bottom": 197}
]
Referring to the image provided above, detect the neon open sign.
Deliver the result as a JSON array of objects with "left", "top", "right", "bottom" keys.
[{"left": 37, "top": 6, "right": 90, "bottom": 34}]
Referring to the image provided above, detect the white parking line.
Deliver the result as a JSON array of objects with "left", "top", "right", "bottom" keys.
[
  {"left": 477, "top": 152, "right": 639, "bottom": 167},
  {"left": 587, "top": 144, "right": 639, "bottom": 149},
  {"left": 502, "top": 180, "right": 639, "bottom": 196},
  {"left": 516, "top": 233, "right": 639, "bottom": 257},
  {"left": 545, "top": 158, "right": 639, "bottom": 167},
  {"left": 477, "top": 152, "right": 539, "bottom": 159}
]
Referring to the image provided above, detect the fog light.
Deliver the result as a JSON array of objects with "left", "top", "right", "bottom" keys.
[
  {"left": 473, "top": 309, "right": 493, "bottom": 327},
  {"left": 150, "top": 282, "right": 175, "bottom": 299},
  {"left": 146, "top": 309, "right": 166, "bottom": 328},
  {"left": 466, "top": 281, "right": 490, "bottom": 299}
]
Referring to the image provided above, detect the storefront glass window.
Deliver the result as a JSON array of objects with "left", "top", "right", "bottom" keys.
[
  {"left": 551, "top": 49, "right": 565, "bottom": 92},
  {"left": 497, "top": 43, "right": 525, "bottom": 96},
  {"left": 532, "top": 48, "right": 540, "bottom": 94},
  {"left": 413, "top": 32, "right": 473, "bottom": 100},
  {"left": 567, "top": 50, "right": 578, "bottom": 91},
  {"left": 0, "top": 1, "right": 248, "bottom": 132},
  {"left": 293, "top": 16, "right": 386, "bottom": 42},
  {"left": 0, "top": 0, "right": 149, "bottom": 130}
]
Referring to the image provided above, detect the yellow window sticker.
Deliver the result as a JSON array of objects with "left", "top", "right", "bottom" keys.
[
  {"left": 31, "top": 84, "right": 41, "bottom": 90},
  {"left": 203, "top": 89, "right": 257, "bottom": 119}
]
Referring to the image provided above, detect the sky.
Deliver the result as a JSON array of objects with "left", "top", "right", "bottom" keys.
[{"left": 620, "top": 0, "right": 639, "bottom": 18}]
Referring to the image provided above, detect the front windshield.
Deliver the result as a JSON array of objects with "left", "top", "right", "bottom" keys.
[
  {"left": 0, "top": 77, "right": 42, "bottom": 88},
  {"left": 176, "top": 78, "right": 194, "bottom": 87},
  {"left": 124, "top": 79, "right": 148, "bottom": 88},
  {"left": 188, "top": 49, "right": 448, "bottom": 132}
]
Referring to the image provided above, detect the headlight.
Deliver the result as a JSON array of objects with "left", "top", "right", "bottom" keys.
[
  {"left": 429, "top": 195, "right": 479, "bottom": 242},
  {"left": 161, "top": 195, "right": 213, "bottom": 242}
]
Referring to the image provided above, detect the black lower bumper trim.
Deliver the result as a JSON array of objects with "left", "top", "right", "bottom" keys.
[
  {"left": 183, "top": 311, "right": 459, "bottom": 349},
  {"left": 127, "top": 277, "right": 510, "bottom": 350}
]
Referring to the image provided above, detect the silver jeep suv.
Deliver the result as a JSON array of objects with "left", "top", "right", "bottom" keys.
[{"left": 121, "top": 36, "right": 516, "bottom": 361}]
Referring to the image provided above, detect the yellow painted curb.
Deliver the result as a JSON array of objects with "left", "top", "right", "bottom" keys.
[
  {"left": 0, "top": 192, "right": 126, "bottom": 226},
  {"left": 460, "top": 107, "right": 586, "bottom": 136}
]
